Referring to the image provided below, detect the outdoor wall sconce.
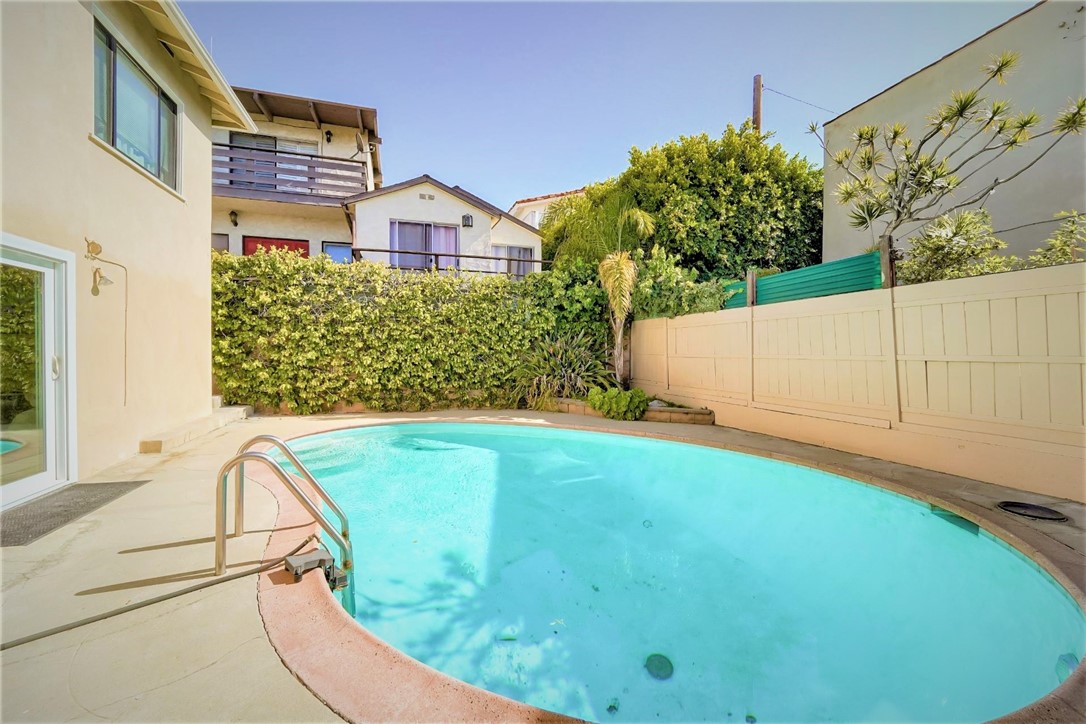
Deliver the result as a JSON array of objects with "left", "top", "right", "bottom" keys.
[
  {"left": 91, "top": 267, "right": 113, "bottom": 296},
  {"left": 85, "top": 238, "right": 129, "bottom": 406},
  {"left": 462, "top": 214, "right": 473, "bottom": 228},
  {"left": 229, "top": 210, "right": 239, "bottom": 227},
  {"left": 325, "top": 130, "right": 334, "bottom": 143}
]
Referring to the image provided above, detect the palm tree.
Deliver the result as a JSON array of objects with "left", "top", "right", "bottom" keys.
[{"left": 598, "top": 206, "right": 655, "bottom": 385}]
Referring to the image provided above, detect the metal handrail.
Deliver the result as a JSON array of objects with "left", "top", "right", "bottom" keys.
[
  {"left": 232, "top": 435, "right": 349, "bottom": 541},
  {"left": 214, "top": 450, "right": 355, "bottom": 616}
]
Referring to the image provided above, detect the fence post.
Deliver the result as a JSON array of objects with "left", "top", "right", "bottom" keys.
[
  {"left": 746, "top": 268, "right": 758, "bottom": 306},
  {"left": 879, "top": 234, "right": 896, "bottom": 289}
]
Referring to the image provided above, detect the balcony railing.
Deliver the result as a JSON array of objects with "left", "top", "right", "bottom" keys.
[
  {"left": 212, "top": 143, "right": 367, "bottom": 206},
  {"left": 351, "top": 247, "right": 550, "bottom": 279}
]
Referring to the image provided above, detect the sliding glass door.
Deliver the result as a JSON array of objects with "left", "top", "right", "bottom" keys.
[{"left": 0, "top": 238, "right": 73, "bottom": 508}]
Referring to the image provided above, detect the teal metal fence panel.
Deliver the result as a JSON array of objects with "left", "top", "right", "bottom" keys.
[
  {"left": 724, "top": 280, "right": 746, "bottom": 308},
  {"left": 755, "top": 251, "right": 881, "bottom": 306}
]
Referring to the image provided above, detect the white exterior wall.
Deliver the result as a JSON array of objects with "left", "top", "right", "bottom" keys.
[
  {"left": 349, "top": 182, "right": 542, "bottom": 272},
  {"left": 509, "top": 199, "right": 552, "bottom": 228},
  {"left": 822, "top": 1, "right": 1086, "bottom": 261},
  {"left": 210, "top": 196, "right": 352, "bottom": 257}
]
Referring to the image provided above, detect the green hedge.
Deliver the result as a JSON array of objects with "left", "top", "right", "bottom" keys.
[{"left": 211, "top": 250, "right": 556, "bottom": 413}]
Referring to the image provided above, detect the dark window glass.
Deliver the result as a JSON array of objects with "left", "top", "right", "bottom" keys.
[{"left": 93, "top": 21, "right": 178, "bottom": 189}]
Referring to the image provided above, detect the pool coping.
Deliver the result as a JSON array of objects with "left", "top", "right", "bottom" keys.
[{"left": 250, "top": 415, "right": 1086, "bottom": 723}]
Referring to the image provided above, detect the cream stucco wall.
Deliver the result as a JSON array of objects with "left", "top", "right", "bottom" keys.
[
  {"left": 211, "top": 197, "right": 352, "bottom": 257},
  {"left": 822, "top": 1, "right": 1086, "bottom": 261},
  {"left": 2, "top": 1, "right": 220, "bottom": 477},
  {"left": 349, "top": 183, "right": 542, "bottom": 273},
  {"left": 509, "top": 199, "right": 551, "bottom": 228}
]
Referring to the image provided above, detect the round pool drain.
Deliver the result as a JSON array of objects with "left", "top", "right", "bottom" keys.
[
  {"left": 997, "top": 501, "right": 1068, "bottom": 522},
  {"left": 645, "top": 653, "right": 673, "bottom": 680}
]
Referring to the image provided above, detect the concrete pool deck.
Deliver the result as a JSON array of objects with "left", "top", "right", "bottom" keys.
[{"left": 1, "top": 410, "right": 1084, "bottom": 721}]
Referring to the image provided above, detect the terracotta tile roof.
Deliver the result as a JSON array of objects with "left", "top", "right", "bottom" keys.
[{"left": 508, "top": 188, "right": 586, "bottom": 210}]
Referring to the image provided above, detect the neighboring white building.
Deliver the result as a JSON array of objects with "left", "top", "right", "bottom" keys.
[
  {"left": 210, "top": 87, "right": 382, "bottom": 261},
  {"left": 347, "top": 176, "right": 543, "bottom": 277},
  {"left": 509, "top": 188, "right": 585, "bottom": 229},
  {"left": 822, "top": 0, "right": 1086, "bottom": 261}
]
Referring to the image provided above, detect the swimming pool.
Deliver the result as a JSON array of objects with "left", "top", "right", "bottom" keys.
[
  {"left": 0, "top": 439, "right": 23, "bottom": 455},
  {"left": 280, "top": 423, "right": 1085, "bottom": 722}
]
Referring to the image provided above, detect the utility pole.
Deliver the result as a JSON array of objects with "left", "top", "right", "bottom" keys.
[{"left": 753, "top": 74, "right": 762, "bottom": 133}]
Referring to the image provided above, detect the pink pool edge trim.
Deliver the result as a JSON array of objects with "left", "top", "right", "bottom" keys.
[
  {"left": 248, "top": 419, "right": 1086, "bottom": 723},
  {"left": 250, "top": 447, "right": 576, "bottom": 723}
]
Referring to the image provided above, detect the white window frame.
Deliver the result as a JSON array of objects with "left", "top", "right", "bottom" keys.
[
  {"left": 0, "top": 233, "right": 79, "bottom": 509},
  {"left": 91, "top": 8, "right": 185, "bottom": 193}
]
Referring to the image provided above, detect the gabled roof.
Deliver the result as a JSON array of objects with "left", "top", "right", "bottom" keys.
[
  {"left": 825, "top": 0, "right": 1046, "bottom": 126},
  {"left": 129, "top": 0, "right": 255, "bottom": 131},
  {"left": 344, "top": 175, "right": 541, "bottom": 236},
  {"left": 509, "top": 188, "right": 585, "bottom": 210}
]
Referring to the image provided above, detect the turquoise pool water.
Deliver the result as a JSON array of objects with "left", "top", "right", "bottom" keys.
[
  {"left": 0, "top": 439, "right": 23, "bottom": 455},
  {"left": 281, "top": 423, "right": 1085, "bottom": 722}
]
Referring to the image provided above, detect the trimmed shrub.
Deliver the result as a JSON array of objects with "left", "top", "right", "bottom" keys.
[
  {"left": 523, "top": 259, "right": 609, "bottom": 346},
  {"left": 211, "top": 249, "right": 554, "bottom": 413},
  {"left": 586, "top": 386, "right": 649, "bottom": 421},
  {"left": 632, "top": 245, "right": 736, "bottom": 320}
]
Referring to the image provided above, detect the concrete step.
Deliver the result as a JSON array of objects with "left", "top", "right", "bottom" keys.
[
  {"left": 211, "top": 395, "right": 223, "bottom": 409},
  {"left": 139, "top": 404, "right": 252, "bottom": 454}
]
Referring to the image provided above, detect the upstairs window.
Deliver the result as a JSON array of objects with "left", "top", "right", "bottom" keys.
[{"left": 94, "top": 21, "right": 178, "bottom": 189}]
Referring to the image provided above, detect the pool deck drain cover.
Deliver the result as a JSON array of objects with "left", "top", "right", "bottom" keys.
[
  {"left": 997, "top": 501, "right": 1069, "bottom": 522},
  {"left": 645, "top": 654, "right": 673, "bottom": 680}
]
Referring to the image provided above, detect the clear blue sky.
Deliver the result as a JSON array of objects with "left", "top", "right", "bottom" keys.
[{"left": 181, "top": 1, "right": 1035, "bottom": 210}]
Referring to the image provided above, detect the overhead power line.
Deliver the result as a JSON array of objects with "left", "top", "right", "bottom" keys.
[{"left": 762, "top": 86, "right": 837, "bottom": 115}]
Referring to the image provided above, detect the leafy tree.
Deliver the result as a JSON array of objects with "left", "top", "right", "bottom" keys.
[
  {"left": 540, "top": 124, "right": 823, "bottom": 280},
  {"left": 620, "top": 123, "right": 823, "bottom": 279},
  {"left": 1027, "top": 211, "right": 1086, "bottom": 268},
  {"left": 811, "top": 51, "right": 1086, "bottom": 244}
]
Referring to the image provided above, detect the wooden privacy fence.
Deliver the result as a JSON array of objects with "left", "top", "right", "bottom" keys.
[{"left": 631, "top": 262, "right": 1086, "bottom": 502}]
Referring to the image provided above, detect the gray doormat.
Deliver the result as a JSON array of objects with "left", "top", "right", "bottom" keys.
[{"left": 1, "top": 481, "right": 150, "bottom": 547}]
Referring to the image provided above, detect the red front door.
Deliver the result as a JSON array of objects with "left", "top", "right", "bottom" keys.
[{"left": 242, "top": 236, "right": 309, "bottom": 257}]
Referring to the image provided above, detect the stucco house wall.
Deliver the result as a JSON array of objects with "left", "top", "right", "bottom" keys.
[
  {"left": 349, "top": 181, "right": 542, "bottom": 272},
  {"left": 1, "top": 1, "right": 247, "bottom": 477},
  {"left": 210, "top": 198, "right": 353, "bottom": 257},
  {"left": 822, "top": 1, "right": 1086, "bottom": 261}
]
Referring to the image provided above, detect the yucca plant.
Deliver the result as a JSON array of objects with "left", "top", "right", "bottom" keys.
[{"left": 514, "top": 329, "right": 611, "bottom": 410}]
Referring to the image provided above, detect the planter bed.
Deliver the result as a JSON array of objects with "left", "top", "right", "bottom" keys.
[{"left": 555, "top": 398, "right": 715, "bottom": 425}]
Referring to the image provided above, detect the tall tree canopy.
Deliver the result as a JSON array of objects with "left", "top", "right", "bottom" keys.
[{"left": 543, "top": 123, "right": 823, "bottom": 280}]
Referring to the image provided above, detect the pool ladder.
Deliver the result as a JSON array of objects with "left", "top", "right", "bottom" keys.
[{"left": 214, "top": 434, "right": 355, "bottom": 616}]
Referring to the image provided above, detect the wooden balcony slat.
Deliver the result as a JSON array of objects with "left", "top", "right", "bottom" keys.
[
  {"left": 212, "top": 170, "right": 364, "bottom": 196},
  {"left": 211, "top": 144, "right": 366, "bottom": 171},
  {"left": 212, "top": 158, "right": 365, "bottom": 185}
]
